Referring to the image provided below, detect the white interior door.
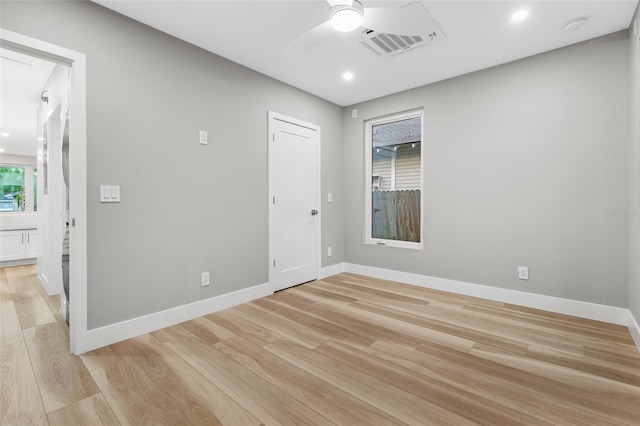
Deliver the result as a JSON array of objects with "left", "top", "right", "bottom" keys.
[{"left": 269, "top": 112, "right": 320, "bottom": 292}]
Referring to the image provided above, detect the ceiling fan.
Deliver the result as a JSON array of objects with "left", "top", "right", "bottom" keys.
[{"left": 283, "top": 0, "right": 440, "bottom": 56}]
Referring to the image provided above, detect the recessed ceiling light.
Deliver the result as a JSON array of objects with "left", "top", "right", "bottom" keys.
[
  {"left": 1, "top": 132, "right": 9, "bottom": 138},
  {"left": 511, "top": 9, "right": 529, "bottom": 23},
  {"left": 342, "top": 71, "right": 354, "bottom": 81},
  {"left": 565, "top": 18, "right": 588, "bottom": 31}
]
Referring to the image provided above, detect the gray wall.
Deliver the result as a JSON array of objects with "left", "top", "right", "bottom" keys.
[
  {"left": 343, "top": 33, "right": 630, "bottom": 308},
  {"left": 629, "top": 5, "right": 640, "bottom": 325},
  {"left": 1, "top": 1, "right": 344, "bottom": 329},
  {"left": 2, "top": 1, "right": 635, "bottom": 329}
]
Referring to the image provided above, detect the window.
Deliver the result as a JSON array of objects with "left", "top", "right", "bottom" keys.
[
  {"left": 0, "top": 165, "right": 37, "bottom": 213},
  {"left": 365, "top": 110, "right": 423, "bottom": 249}
]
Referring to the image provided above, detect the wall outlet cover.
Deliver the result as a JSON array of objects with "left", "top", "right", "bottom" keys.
[
  {"left": 201, "top": 271, "right": 210, "bottom": 287},
  {"left": 517, "top": 266, "right": 529, "bottom": 280}
]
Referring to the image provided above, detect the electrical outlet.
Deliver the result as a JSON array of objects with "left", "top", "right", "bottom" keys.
[
  {"left": 352, "top": 109, "right": 357, "bottom": 118},
  {"left": 328, "top": 246, "right": 333, "bottom": 257},
  {"left": 517, "top": 266, "right": 529, "bottom": 280},
  {"left": 201, "top": 271, "right": 210, "bottom": 287}
]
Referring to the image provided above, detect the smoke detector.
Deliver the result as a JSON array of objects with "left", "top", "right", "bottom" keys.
[{"left": 359, "top": 27, "right": 446, "bottom": 57}]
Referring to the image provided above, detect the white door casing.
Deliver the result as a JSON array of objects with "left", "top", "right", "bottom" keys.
[
  {"left": 268, "top": 112, "right": 321, "bottom": 292},
  {"left": 1, "top": 29, "right": 88, "bottom": 354}
]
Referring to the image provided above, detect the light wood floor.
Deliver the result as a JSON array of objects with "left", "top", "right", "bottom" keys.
[{"left": 2, "top": 265, "right": 640, "bottom": 425}]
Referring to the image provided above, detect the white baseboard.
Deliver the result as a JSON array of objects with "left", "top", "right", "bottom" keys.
[
  {"left": 342, "top": 263, "right": 630, "bottom": 327},
  {"left": 319, "top": 262, "right": 346, "bottom": 279},
  {"left": 629, "top": 311, "right": 640, "bottom": 352},
  {"left": 0, "top": 258, "right": 36, "bottom": 268},
  {"left": 77, "top": 263, "right": 640, "bottom": 354},
  {"left": 38, "top": 272, "right": 62, "bottom": 297},
  {"left": 38, "top": 273, "right": 52, "bottom": 295},
  {"left": 78, "top": 282, "right": 272, "bottom": 354}
]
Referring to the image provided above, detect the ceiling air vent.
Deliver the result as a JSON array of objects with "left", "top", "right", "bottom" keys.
[{"left": 359, "top": 28, "right": 446, "bottom": 57}]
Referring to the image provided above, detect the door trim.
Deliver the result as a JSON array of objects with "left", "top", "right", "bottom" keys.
[
  {"left": 1, "top": 29, "right": 88, "bottom": 355},
  {"left": 267, "top": 111, "right": 321, "bottom": 292}
]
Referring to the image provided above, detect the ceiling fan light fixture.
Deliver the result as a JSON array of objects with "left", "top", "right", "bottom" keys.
[
  {"left": 511, "top": 9, "right": 529, "bottom": 23},
  {"left": 330, "top": 1, "right": 364, "bottom": 33}
]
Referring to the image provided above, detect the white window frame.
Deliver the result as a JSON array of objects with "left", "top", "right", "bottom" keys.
[
  {"left": 364, "top": 109, "right": 424, "bottom": 250},
  {"left": 0, "top": 163, "right": 37, "bottom": 213}
]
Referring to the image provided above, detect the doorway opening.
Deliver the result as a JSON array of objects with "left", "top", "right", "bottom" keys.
[{"left": 1, "top": 29, "right": 87, "bottom": 354}]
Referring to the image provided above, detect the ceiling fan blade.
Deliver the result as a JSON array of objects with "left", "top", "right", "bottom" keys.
[
  {"left": 283, "top": 21, "right": 335, "bottom": 57},
  {"left": 362, "top": 7, "right": 439, "bottom": 36}
]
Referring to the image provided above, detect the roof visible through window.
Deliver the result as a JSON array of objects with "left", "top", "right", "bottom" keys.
[{"left": 372, "top": 116, "right": 421, "bottom": 148}]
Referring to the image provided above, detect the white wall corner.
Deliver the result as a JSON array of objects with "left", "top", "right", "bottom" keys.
[
  {"left": 76, "top": 282, "right": 273, "bottom": 354},
  {"left": 319, "top": 262, "right": 346, "bottom": 279},
  {"left": 629, "top": 310, "right": 640, "bottom": 352},
  {"left": 342, "top": 263, "right": 631, "bottom": 327},
  {"left": 37, "top": 272, "right": 55, "bottom": 296}
]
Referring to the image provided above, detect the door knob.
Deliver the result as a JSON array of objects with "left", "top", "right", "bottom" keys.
[{"left": 311, "top": 209, "right": 318, "bottom": 216}]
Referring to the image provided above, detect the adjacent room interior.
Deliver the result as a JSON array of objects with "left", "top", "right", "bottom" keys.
[{"left": 1, "top": 0, "right": 640, "bottom": 424}]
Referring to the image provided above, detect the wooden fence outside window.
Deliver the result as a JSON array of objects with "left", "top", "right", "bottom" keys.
[{"left": 372, "top": 190, "right": 420, "bottom": 242}]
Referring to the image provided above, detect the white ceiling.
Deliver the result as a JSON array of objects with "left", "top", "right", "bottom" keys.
[
  {"left": 0, "top": 49, "right": 55, "bottom": 157},
  {"left": 94, "top": 0, "right": 639, "bottom": 107},
  {"left": 1, "top": 1, "right": 637, "bottom": 158}
]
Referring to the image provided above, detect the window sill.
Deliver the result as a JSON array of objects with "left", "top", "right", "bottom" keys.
[{"left": 365, "top": 239, "right": 423, "bottom": 250}]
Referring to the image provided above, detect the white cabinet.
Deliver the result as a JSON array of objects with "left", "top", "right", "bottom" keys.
[
  {"left": 0, "top": 231, "right": 25, "bottom": 261},
  {"left": 0, "top": 229, "right": 38, "bottom": 261},
  {"left": 25, "top": 230, "right": 38, "bottom": 258}
]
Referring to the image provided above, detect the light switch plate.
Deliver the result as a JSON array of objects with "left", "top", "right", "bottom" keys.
[
  {"left": 100, "top": 185, "right": 120, "bottom": 203},
  {"left": 328, "top": 193, "right": 333, "bottom": 203},
  {"left": 199, "top": 130, "right": 208, "bottom": 145}
]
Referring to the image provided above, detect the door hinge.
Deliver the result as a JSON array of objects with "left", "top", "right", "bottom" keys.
[
  {"left": 273, "top": 196, "right": 276, "bottom": 205},
  {"left": 272, "top": 133, "right": 275, "bottom": 142},
  {"left": 273, "top": 259, "right": 276, "bottom": 268}
]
